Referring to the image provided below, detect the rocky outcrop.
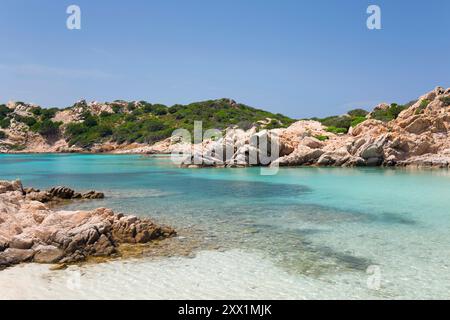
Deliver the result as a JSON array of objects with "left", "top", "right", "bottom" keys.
[
  {"left": 23, "top": 185, "right": 104, "bottom": 203},
  {"left": 180, "top": 87, "right": 450, "bottom": 169},
  {"left": 0, "top": 180, "right": 176, "bottom": 269},
  {"left": 1, "top": 87, "right": 449, "bottom": 168}
]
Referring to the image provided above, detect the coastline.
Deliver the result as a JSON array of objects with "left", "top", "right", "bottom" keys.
[
  {"left": 0, "top": 180, "right": 176, "bottom": 270},
  {"left": 1, "top": 154, "right": 450, "bottom": 299}
]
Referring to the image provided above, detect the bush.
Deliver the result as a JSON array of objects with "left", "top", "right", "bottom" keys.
[
  {"left": 389, "top": 103, "right": 406, "bottom": 118},
  {"left": 0, "top": 105, "right": 11, "bottom": 118},
  {"left": 0, "top": 118, "right": 10, "bottom": 128},
  {"left": 14, "top": 115, "right": 37, "bottom": 127},
  {"left": 142, "top": 118, "right": 167, "bottom": 132},
  {"left": 319, "top": 116, "right": 352, "bottom": 130},
  {"left": 83, "top": 115, "right": 98, "bottom": 127},
  {"left": 0, "top": 130, "right": 6, "bottom": 139},
  {"left": 415, "top": 99, "right": 430, "bottom": 115},
  {"left": 96, "top": 124, "right": 113, "bottom": 137},
  {"left": 111, "top": 104, "right": 122, "bottom": 113},
  {"left": 372, "top": 103, "right": 407, "bottom": 122},
  {"left": 314, "top": 134, "right": 329, "bottom": 141},
  {"left": 65, "top": 123, "right": 87, "bottom": 137},
  {"left": 32, "top": 120, "right": 61, "bottom": 137},
  {"left": 40, "top": 108, "right": 58, "bottom": 120},
  {"left": 31, "top": 107, "right": 42, "bottom": 116},
  {"left": 351, "top": 116, "right": 366, "bottom": 127},
  {"left": 326, "top": 126, "right": 348, "bottom": 134},
  {"left": 127, "top": 103, "right": 136, "bottom": 111}
]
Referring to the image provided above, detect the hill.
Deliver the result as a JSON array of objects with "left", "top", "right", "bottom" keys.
[{"left": 0, "top": 98, "right": 294, "bottom": 152}]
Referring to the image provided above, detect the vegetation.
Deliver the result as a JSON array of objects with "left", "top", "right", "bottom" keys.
[
  {"left": 31, "top": 119, "right": 62, "bottom": 137},
  {"left": 325, "top": 126, "right": 348, "bottom": 134},
  {"left": 415, "top": 99, "right": 430, "bottom": 115},
  {"left": 314, "top": 134, "right": 329, "bottom": 141},
  {"left": 0, "top": 95, "right": 431, "bottom": 148},
  {"left": 351, "top": 116, "right": 367, "bottom": 127},
  {"left": 0, "top": 118, "right": 10, "bottom": 129},
  {"left": 312, "top": 108, "right": 369, "bottom": 134},
  {"left": 60, "top": 99, "right": 296, "bottom": 147},
  {"left": 14, "top": 114, "right": 37, "bottom": 127},
  {"left": 371, "top": 103, "right": 407, "bottom": 122},
  {"left": 0, "top": 130, "right": 6, "bottom": 139},
  {"left": 0, "top": 105, "right": 12, "bottom": 128}
]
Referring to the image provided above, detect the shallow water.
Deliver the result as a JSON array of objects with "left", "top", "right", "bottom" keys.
[{"left": 0, "top": 154, "right": 449, "bottom": 299}]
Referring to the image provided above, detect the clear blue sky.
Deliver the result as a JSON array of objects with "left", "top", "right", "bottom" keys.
[{"left": 1, "top": 0, "right": 449, "bottom": 118}]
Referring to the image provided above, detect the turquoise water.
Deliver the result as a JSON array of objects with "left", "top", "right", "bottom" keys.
[{"left": 1, "top": 154, "right": 449, "bottom": 299}]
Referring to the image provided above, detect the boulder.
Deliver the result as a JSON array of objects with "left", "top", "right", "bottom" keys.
[
  {"left": 0, "top": 181, "right": 176, "bottom": 269},
  {"left": 33, "top": 245, "right": 64, "bottom": 263},
  {"left": 0, "top": 248, "right": 35, "bottom": 266},
  {"left": 405, "top": 117, "right": 432, "bottom": 134},
  {"left": 48, "top": 186, "right": 75, "bottom": 199}
]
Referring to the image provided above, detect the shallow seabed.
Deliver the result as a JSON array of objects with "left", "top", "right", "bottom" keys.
[{"left": 0, "top": 154, "right": 449, "bottom": 299}]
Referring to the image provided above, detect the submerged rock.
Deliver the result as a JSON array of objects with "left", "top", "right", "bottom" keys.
[
  {"left": 0, "top": 180, "right": 176, "bottom": 269},
  {"left": 24, "top": 186, "right": 105, "bottom": 203}
]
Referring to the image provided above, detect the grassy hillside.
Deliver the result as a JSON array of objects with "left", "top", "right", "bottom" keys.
[{"left": 0, "top": 99, "right": 295, "bottom": 148}]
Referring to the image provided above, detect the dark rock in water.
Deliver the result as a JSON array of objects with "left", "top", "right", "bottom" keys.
[
  {"left": 25, "top": 186, "right": 104, "bottom": 203},
  {"left": 48, "top": 186, "right": 75, "bottom": 199},
  {"left": 81, "top": 190, "right": 105, "bottom": 199}
]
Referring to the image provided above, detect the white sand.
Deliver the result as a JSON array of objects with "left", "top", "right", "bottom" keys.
[{"left": 0, "top": 249, "right": 382, "bottom": 300}]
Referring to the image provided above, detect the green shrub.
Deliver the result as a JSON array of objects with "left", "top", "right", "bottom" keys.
[
  {"left": 83, "top": 115, "right": 98, "bottom": 127},
  {"left": 0, "top": 105, "right": 11, "bottom": 118},
  {"left": 96, "top": 124, "right": 113, "bottom": 137},
  {"left": 8, "top": 144, "right": 26, "bottom": 151},
  {"left": 32, "top": 120, "right": 61, "bottom": 137},
  {"left": 14, "top": 115, "right": 37, "bottom": 127},
  {"left": 40, "top": 108, "right": 58, "bottom": 120},
  {"left": 65, "top": 122, "right": 87, "bottom": 137},
  {"left": 415, "top": 99, "right": 430, "bottom": 114},
  {"left": 314, "top": 134, "right": 329, "bottom": 141},
  {"left": 127, "top": 102, "right": 136, "bottom": 111},
  {"left": 372, "top": 103, "right": 407, "bottom": 122},
  {"left": 31, "top": 107, "right": 42, "bottom": 116},
  {"left": 111, "top": 104, "right": 122, "bottom": 113},
  {"left": 0, "top": 130, "right": 6, "bottom": 139},
  {"left": 389, "top": 103, "right": 406, "bottom": 118},
  {"left": 141, "top": 118, "right": 167, "bottom": 132},
  {"left": 326, "top": 126, "right": 348, "bottom": 134},
  {"left": 319, "top": 116, "right": 352, "bottom": 130},
  {"left": 351, "top": 116, "right": 366, "bottom": 127},
  {"left": 2, "top": 98, "right": 295, "bottom": 147},
  {"left": 0, "top": 118, "right": 11, "bottom": 128}
]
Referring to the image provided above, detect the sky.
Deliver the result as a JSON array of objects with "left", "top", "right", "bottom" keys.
[{"left": 1, "top": 0, "right": 449, "bottom": 118}]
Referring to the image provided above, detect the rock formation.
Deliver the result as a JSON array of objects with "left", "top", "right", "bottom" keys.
[
  {"left": 0, "top": 180, "right": 176, "bottom": 269},
  {"left": 1, "top": 87, "right": 449, "bottom": 168},
  {"left": 180, "top": 87, "right": 450, "bottom": 168}
]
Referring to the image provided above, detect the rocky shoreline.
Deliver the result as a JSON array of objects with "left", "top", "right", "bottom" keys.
[
  {"left": 180, "top": 87, "right": 450, "bottom": 169},
  {"left": 1, "top": 87, "right": 450, "bottom": 169},
  {"left": 0, "top": 180, "right": 176, "bottom": 270}
]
